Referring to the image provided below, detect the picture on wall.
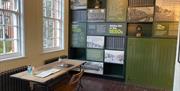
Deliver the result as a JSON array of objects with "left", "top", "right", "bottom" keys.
[
  {"left": 155, "top": 0, "right": 180, "bottom": 21},
  {"left": 71, "top": 23, "right": 86, "bottom": 48},
  {"left": 86, "top": 49, "right": 104, "bottom": 62},
  {"left": 107, "top": 23, "right": 126, "bottom": 36},
  {"left": 87, "top": 36, "right": 104, "bottom": 49},
  {"left": 153, "top": 22, "right": 178, "bottom": 37},
  {"left": 104, "top": 50, "right": 124, "bottom": 64},
  {"left": 107, "top": 0, "right": 127, "bottom": 22},
  {"left": 128, "top": 7, "right": 154, "bottom": 22},
  {"left": 71, "top": 0, "right": 87, "bottom": 10},
  {"left": 82, "top": 61, "right": 103, "bottom": 75}
]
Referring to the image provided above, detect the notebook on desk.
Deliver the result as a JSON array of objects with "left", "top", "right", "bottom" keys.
[{"left": 35, "top": 68, "right": 61, "bottom": 78}]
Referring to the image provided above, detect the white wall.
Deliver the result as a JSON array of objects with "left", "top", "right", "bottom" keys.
[{"left": 173, "top": 20, "right": 180, "bottom": 91}]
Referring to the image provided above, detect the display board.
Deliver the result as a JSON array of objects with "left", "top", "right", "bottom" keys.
[
  {"left": 106, "top": 37, "right": 125, "bottom": 50},
  {"left": 87, "top": 23, "right": 107, "bottom": 35},
  {"left": 105, "top": 50, "right": 124, "bottom": 64},
  {"left": 153, "top": 22, "right": 178, "bottom": 37},
  {"left": 128, "top": 0, "right": 154, "bottom": 7},
  {"left": 86, "top": 49, "right": 104, "bottom": 62},
  {"left": 128, "top": 24, "right": 152, "bottom": 37},
  {"left": 106, "top": 0, "right": 127, "bottom": 22},
  {"left": 82, "top": 61, "right": 103, "bottom": 75},
  {"left": 71, "top": 23, "right": 86, "bottom": 47},
  {"left": 88, "top": 9, "right": 106, "bottom": 22},
  {"left": 71, "top": 0, "right": 87, "bottom": 10},
  {"left": 87, "top": 36, "right": 105, "bottom": 49},
  {"left": 128, "top": 7, "right": 154, "bottom": 22},
  {"left": 107, "top": 23, "right": 126, "bottom": 36},
  {"left": 72, "top": 10, "right": 87, "bottom": 22},
  {"left": 155, "top": 0, "right": 180, "bottom": 21}
]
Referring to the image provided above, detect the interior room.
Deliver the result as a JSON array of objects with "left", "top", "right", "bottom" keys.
[{"left": 0, "top": 0, "right": 180, "bottom": 91}]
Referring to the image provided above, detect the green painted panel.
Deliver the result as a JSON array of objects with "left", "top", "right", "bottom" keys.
[
  {"left": 86, "top": 49, "right": 104, "bottom": 62},
  {"left": 126, "top": 38, "right": 176, "bottom": 90}
]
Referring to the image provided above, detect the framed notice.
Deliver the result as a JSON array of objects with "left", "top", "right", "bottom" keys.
[
  {"left": 155, "top": 0, "right": 180, "bottom": 21},
  {"left": 104, "top": 50, "right": 124, "bottom": 64},
  {"left": 87, "top": 36, "right": 104, "bottom": 49},
  {"left": 107, "top": 0, "right": 127, "bottom": 22}
]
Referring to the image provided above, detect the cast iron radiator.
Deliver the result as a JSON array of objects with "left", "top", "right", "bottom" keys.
[{"left": 0, "top": 66, "right": 31, "bottom": 91}]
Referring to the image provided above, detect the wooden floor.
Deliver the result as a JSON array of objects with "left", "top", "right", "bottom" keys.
[{"left": 79, "top": 75, "right": 168, "bottom": 91}]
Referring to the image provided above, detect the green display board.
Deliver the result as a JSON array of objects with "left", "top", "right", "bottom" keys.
[
  {"left": 107, "top": 23, "right": 127, "bottom": 36},
  {"left": 71, "top": 23, "right": 86, "bottom": 48},
  {"left": 107, "top": 0, "right": 127, "bottom": 22},
  {"left": 126, "top": 38, "right": 176, "bottom": 90},
  {"left": 86, "top": 49, "right": 104, "bottom": 62}
]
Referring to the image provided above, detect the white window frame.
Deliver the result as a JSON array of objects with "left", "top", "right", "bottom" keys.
[
  {"left": 0, "top": 0, "right": 24, "bottom": 61},
  {"left": 43, "top": 0, "right": 64, "bottom": 53}
]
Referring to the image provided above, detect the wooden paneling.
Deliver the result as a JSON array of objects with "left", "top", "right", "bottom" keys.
[{"left": 126, "top": 38, "right": 176, "bottom": 90}]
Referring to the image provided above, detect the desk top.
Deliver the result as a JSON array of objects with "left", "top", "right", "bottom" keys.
[{"left": 11, "top": 59, "right": 85, "bottom": 83}]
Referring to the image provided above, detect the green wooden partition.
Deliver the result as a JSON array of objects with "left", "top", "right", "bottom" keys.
[{"left": 126, "top": 38, "right": 177, "bottom": 90}]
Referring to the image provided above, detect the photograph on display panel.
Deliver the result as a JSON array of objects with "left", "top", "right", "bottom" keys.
[
  {"left": 87, "top": 36, "right": 104, "bottom": 49},
  {"left": 155, "top": 0, "right": 180, "bottom": 21},
  {"left": 104, "top": 50, "right": 124, "bottom": 64}
]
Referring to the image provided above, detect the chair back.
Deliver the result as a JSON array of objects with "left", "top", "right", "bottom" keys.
[{"left": 68, "top": 69, "right": 84, "bottom": 90}]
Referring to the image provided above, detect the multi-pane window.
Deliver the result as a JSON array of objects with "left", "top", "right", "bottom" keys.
[
  {"left": 43, "top": 0, "right": 64, "bottom": 51},
  {"left": 0, "top": 0, "right": 23, "bottom": 60}
]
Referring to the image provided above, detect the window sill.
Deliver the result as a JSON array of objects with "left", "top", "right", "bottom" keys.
[
  {"left": 0, "top": 56, "right": 26, "bottom": 63},
  {"left": 43, "top": 48, "right": 65, "bottom": 54}
]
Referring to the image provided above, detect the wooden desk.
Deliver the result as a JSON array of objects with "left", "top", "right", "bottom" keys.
[{"left": 11, "top": 59, "right": 85, "bottom": 84}]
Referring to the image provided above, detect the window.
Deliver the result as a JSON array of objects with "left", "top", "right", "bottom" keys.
[
  {"left": 43, "top": 0, "right": 64, "bottom": 52},
  {"left": 0, "top": 0, "right": 23, "bottom": 60}
]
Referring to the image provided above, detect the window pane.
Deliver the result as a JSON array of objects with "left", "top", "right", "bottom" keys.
[
  {"left": 5, "top": 40, "right": 17, "bottom": 53},
  {"left": 0, "top": 0, "right": 18, "bottom": 11},
  {"left": 0, "top": 0, "right": 23, "bottom": 60},
  {"left": 0, "top": 41, "right": 3, "bottom": 54},
  {"left": 0, "top": 26, "right": 3, "bottom": 40},
  {"left": 43, "top": 0, "right": 64, "bottom": 51},
  {"left": 3, "top": 12, "right": 18, "bottom": 26},
  {"left": 5, "top": 27, "right": 17, "bottom": 39},
  {"left": 0, "top": 11, "right": 3, "bottom": 25}
]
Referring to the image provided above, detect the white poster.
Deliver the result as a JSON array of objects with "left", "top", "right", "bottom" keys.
[
  {"left": 87, "top": 36, "right": 104, "bottom": 49},
  {"left": 105, "top": 50, "right": 124, "bottom": 64}
]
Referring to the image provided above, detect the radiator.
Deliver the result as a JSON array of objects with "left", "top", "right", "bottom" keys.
[{"left": 0, "top": 66, "right": 31, "bottom": 91}]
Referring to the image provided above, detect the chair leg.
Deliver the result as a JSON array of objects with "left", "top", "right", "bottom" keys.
[{"left": 77, "top": 77, "right": 84, "bottom": 91}]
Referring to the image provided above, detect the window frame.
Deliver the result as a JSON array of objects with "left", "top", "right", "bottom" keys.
[
  {"left": 0, "top": 0, "right": 24, "bottom": 61},
  {"left": 43, "top": 0, "right": 64, "bottom": 53}
]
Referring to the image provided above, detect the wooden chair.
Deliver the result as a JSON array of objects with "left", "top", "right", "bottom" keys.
[{"left": 54, "top": 69, "right": 84, "bottom": 91}]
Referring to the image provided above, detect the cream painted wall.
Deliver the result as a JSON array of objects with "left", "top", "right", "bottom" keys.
[{"left": 0, "top": 0, "right": 69, "bottom": 72}]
